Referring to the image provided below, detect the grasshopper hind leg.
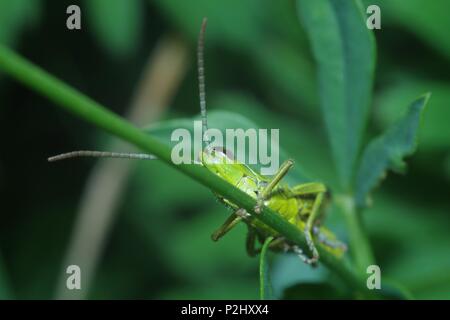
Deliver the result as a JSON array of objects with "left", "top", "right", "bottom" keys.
[
  {"left": 301, "top": 192, "right": 324, "bottom": 265},
  {"left": 313, "top": 226, "right": 348, "bottom": 251},
  {"left": 291, "top": 245, "right": 318, "bottom": 266},
  {"left": 292, "top": 183, "right": 327, "bottom": 265}
]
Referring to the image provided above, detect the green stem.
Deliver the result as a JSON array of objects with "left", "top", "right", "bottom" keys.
[
  {"left": 0, "top": 45, "right": 379, "bottom": 297},
  {"left": 336, "top": 194, "right": 375, "bottom": 274},
  {"left": 259, "top": 236, "right": 274, "bottom": 300}
]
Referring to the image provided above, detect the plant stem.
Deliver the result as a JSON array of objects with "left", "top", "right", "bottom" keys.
[
  {"left": 0, "top": 44, "right": 379, "bottom": 297},
  {"left": 260, "top": 236, "right": 274, "bottom": 300},
  {"left": 336, "top": 194, "right": 375, "bottom": 274}
]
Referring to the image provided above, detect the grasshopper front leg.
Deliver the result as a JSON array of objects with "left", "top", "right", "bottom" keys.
[
  {"left": 254, "top": 159, "right": 294, "bottom": 214},
  {"left": 211, "top": 208, "right": 250, "bottom": 241},
  {"left": 292, "top": 182, "right": 327, "bottom": 265},
  {"left": 304, "top": 192, "right": 324, "bottom": 264}
]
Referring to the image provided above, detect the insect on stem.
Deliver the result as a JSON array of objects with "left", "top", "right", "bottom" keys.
[{"left": 48, "top": 151, "right": 157, "bottom": 162}]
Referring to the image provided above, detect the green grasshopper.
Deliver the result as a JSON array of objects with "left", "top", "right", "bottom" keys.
[{"left": 49, "top": 18, "right": 347, "bottom": 265}]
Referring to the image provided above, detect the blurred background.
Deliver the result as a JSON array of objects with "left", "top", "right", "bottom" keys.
[{"left": 0, "top": 0, "right": 449, "bottom": 299}]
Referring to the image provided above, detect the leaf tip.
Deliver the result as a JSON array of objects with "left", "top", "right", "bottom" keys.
[{"left": 416, "top": 92, "right": 432, "bottom": 111}]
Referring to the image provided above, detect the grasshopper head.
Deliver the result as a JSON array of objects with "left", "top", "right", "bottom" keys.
[
  {"left": 200, "top": 146, "right": 234, "bottom": 166},
  {"left": 200, "top": 146, "right": 243, "bottom": 183}
]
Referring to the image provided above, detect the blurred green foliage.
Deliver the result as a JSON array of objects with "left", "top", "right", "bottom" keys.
[
  {"left": 86, "top": 0, "right": 144, "bottom": 58},
  {"left": 0, "top": 0, "right": 449, "bottom": 299},
  {"left": 0, "top": 0, "right": 41, "bottom": 46},
  {"left": 297, "top": 0, "right": 376, "bottom": 189}
]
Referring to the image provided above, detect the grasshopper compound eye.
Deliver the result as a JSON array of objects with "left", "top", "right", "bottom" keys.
[
  {"left": 200, "top": 146, "right": 234, "bottom": 165},
  {"left": 211, "top": 147, "right": 234, "bottom": 160}
]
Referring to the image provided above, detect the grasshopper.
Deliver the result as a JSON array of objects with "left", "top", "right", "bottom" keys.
[{"left": 49, "top": 18, "right": 347, "bottom": 265}]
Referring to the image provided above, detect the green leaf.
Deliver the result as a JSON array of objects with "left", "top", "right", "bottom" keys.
[
  {"left": 0, "top": 0, "right": 41, "bottom": 46},
  {"left": 85, "top": 0, "right": 143, "bottom": 58},
  {"left": 282, "top": 279, "right": 410, "bottom": 300},
  {"left": 296, "top": 0, "right": 376, "bottom": 189},
  {"left": 253, "top": 40, "right": 318, "bottom": 116},
  {"left": 379, "top": 281, "right": 414, "bottom": 300},
  {"left": 270, "top": 254, "right": 328, "bottom": 298},
  {"left": 375, "top": 79, "right": 450, "bottom": 151},
  {"left": 355, "top": 93, "right": 430, "bottom": 207},
  {"left": 259, "top": 236, "right": 275, "bottom": 300}
]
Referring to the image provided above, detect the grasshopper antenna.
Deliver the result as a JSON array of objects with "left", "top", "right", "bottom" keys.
[
  {"left": 198, "top": 17, "right": 209, "bottom": 144},
  {"left": 48, "top": 151, "right": 157, "bottom": 162},
  {"left": 49, "top": 19, "right": 209, "bottom": 165}
]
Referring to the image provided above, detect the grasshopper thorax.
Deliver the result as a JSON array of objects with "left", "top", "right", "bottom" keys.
[
  {"left": 200, "top": 145, "right": 264, "bottom": 197},
  {"left": 200, "top": 146, "right": 239, "bottom": 181}
]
